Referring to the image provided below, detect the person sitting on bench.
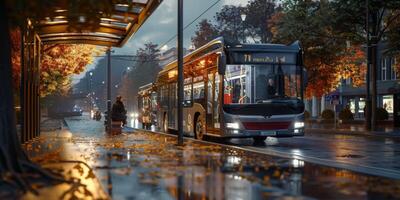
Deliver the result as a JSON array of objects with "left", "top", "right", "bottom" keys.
[{"left": 111, "top": 96, "right": 127, "bottom": 126}]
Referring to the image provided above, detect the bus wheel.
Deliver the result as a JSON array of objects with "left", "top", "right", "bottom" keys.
[
  {"left": 194, "top": 116, "right": 205, "bottom": 140},
  {"left": 253, "top": 136, "right": 267, "bottom": 143},
  {"left": 163, "top": 114, "right": 168, "bottom": 133}
]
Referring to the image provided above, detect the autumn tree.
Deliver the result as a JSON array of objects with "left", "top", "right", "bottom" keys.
[
  {"left": 39, "top": 44, "right": 100, "bottom": 97},
  {"left": 191, "top": 19, "right": 219, "bottom": 48},
  {"left": 272, "top": 0, "right": 346, "bottom": 98},
  {"left": 334, "top": 46, "right": 367, "bottom": 88},
  {"left": 331, "top": 0, "right": 400, "bottom": 129}
]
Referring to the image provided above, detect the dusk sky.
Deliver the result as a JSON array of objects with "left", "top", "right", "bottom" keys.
[{"left": 115, "top": 0, "right": 248, "bottom": 54}]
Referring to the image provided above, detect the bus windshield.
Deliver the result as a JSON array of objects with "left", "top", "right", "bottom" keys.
[{"left": 224, "top": 64, "right": 301, "bottom": 104}]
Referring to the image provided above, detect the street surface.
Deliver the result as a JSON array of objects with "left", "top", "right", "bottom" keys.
[
  {"left": 58, "top": 115, "right": 400, "bottom": 199},
  {"left": 221, "top": 132, "right": 400, "bottom": 179}
]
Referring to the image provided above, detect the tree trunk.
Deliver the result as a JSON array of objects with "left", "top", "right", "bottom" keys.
[{"left": 0, "top": 0, "right": 28, "bottom": 173}]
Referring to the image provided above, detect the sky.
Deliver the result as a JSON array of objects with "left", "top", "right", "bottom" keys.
[
  {"left": 73, "top": 0, "right": 248, "bottom": 83},
  {"left": 115, "top": 0, "right": 248, "bottom": 54}
]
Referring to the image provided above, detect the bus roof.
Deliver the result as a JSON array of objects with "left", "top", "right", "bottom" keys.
[
  {"left": 158, "top": 37, "right": 302, "bottom": 76},
  {"left": 159, "top": 37, "right": 225, "bottom": 75},
  {"left": 138, "top": 83, "right": 155, "bottom": 96}
]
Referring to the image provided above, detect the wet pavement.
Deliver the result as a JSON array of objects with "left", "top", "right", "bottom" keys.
[
  {"left": 306, "top": 121, "right": 398, "bottom": 133},
  {"left": 224, "top": 131, "right": 400, "bottom": 179},
  {"left": 57, "top": 115, "right": 400, "bottom": 200}
]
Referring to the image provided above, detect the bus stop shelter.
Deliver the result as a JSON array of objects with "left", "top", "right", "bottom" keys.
[{"left": 17, "top": 0, "right": 162, "bottom": 143}]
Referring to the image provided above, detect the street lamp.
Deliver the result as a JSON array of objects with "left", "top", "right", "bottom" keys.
[
  {"left": 88, "top": 71, "right": 93, "bottom": 112},
  {"left": 240, "top": 11, "right": 247, "bottom": 43}
]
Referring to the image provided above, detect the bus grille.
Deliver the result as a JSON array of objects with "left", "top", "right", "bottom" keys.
[{"left": 242, "top": 122, "right": 291, "bottom": 130}]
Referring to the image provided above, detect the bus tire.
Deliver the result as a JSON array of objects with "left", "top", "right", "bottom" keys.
[
  {"left": 253, "top": 136, "right": 267, "bottom": 143},
  {"left": 163, "top": 113, "right": 168, "bottom": 133},
  {"left": 194, "top": 114, "right": 205, "bottom": 140}
]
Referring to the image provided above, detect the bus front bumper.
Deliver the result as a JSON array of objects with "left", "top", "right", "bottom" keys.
[{"left": 221, "top": 128, "right": 305, "bottom": 138}]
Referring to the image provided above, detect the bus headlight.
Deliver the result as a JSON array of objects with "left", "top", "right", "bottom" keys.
[
  {"left": 226, "top": 122, "right": 240, "bottom": 129},
  {"left": 294, "top": 121, "right": 304, "bottom": 129},
  {"left": 130, "top": 112, "right": 139, "bottom": 118}
]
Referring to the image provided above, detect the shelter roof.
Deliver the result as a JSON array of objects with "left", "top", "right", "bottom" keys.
[{"left": 35, "top": 0, "right": 161, "bottom": 47}]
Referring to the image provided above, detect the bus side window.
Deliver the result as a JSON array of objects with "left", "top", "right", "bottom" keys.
[
  {"left": 193, "top": 79, "right": 205, "bottom": 106},
  {"left": 183, "top": 84, "right": 192, "bottom": 107}
]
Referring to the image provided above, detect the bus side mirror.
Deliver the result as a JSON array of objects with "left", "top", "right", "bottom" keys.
[
  {"left": 218, "top": 53, "right": 226, "bottom": 75},
  {"left": 303, "top": 68, "right": 308, "bottom": 88}
]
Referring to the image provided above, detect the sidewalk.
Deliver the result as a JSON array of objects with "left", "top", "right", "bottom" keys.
[
  {"left": 18, "top": 115, "right": 400, "bottom": 199},
  {"left": 21, "top": 120, "right": 108, "bottom": 199},
  {"left": 306, "top": 121, "right": 400, "bottom": 138}
]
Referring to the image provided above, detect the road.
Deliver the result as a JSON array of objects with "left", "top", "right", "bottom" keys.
[{"left": 214, "top": 132, "right": 400, "bottom": 179}]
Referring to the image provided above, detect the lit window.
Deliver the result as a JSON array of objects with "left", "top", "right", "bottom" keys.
[{"left": 381, "top": 58, "right": 387, "bottom": 81}]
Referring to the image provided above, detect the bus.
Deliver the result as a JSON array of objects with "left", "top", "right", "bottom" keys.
[
  {"left": 137, "top": 83, "right": 158, "bottom": 129},
  {"left": 153, "top": 37, "right": 306, "bottom": 142}
]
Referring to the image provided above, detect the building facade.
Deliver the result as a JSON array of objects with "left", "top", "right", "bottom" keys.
[{"left": 306, "top": 42, "right": 399, "bottom": 119}]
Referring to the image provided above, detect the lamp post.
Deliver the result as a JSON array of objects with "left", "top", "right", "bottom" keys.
[
  {"left": 365, "top": 0, "right": 371, "bottom": 130},
  {"left": 107, "top": 48, "right": 112, "bottom": 135},
  {"left": 177, "top": 0, "right": 184, "bottom": 146},
  {"left": 240, "top": 11, "right": 247, "bottom": 44},
  {"left": 89, "top": 71, "right": 93, "bottom": 111}
]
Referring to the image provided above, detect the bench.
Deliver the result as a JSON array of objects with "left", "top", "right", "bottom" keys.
[{"left": 111, "top": 121, "right": 122, "bottom": 135}]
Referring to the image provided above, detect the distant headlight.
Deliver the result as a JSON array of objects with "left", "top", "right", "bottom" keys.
[
  {"left": 226, "top": 122, "right": 240, "bottom": 129},
  {"left": 294, "top": 121, "right": 304, "bottom": 129}
]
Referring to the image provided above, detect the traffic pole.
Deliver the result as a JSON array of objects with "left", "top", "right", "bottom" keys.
[{"left": 177, "top": 0, "right": 184, "bottom": 146}]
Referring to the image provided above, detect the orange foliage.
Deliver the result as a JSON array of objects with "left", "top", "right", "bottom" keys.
[
  {"left": 305, "top": 46, "right": 365, "bottom": 98},
  {"left": 334, "top": 46, "right": 366, "bottom": 87},
  {"left": 10, "top": 29, "right": 21, "bottom": 89},
  {"left": 40, "top": 44, "right": 100, "bottom": 97},
  {"left": 10, "top": 29, "right": 101, "bottom": 97}
]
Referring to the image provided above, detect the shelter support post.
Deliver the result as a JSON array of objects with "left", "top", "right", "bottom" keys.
[{"left": 21, "top": 25, "right": 41, "bottom": 143}]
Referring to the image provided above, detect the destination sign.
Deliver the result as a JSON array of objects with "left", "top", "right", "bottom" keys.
[{"left": 230, "top": 52, "right": 298, "bottom": 65}]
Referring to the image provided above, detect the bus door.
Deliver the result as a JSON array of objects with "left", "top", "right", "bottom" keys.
[{"left": 206, "top": 70, "right": 220, "bottom": 133}]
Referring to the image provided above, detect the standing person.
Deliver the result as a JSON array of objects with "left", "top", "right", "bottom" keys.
[
  {"left": 267, "top": 78, "right": 277, "bottom": 98},
  {"left": 111, "top": 96, "right": 127, "bottom": 126}
]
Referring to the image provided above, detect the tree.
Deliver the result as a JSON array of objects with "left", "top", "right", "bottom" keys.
[
  {"left": 10, "top": 28, "right": 100, "bottom": 97},
  {"left": 331, "top": 0, "right": 400, "bottom": 129},
  {"left": 191, "top": 19, "right": 219, "bottom": 48},
  {"left": 334, "top": 46, "right": 367, "bottom": 88},
  {"left": 117, "top": 43, "right": 162, "bottom": 113},
  {"left": 245, "top": 0, "right": 276, "bottom": 43},
  {"left": 271, "top": 0, "right": 346, "bottom": 98},
  {"left": 214, "top": 5, "right": 243, "bottom": 43},
  {"left": 39, "top": 44, "right": 100, "bottom": 97}
]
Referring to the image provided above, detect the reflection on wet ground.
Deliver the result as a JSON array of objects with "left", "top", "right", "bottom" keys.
[
  {"left": 63, "top": 116, "right": 400, "bottom": 200},
  {"left": 222, "top": 132, "right": 400, "bottom": 179}
]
